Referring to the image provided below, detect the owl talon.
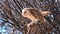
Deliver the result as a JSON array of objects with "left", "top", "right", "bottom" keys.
[{"left": 27, "top": 24, "right": 31, "bottom": 27}]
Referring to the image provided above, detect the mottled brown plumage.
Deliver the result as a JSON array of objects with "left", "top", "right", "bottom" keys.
[{"left": 22, "top": 8, "right": 51, "bottom": 27}]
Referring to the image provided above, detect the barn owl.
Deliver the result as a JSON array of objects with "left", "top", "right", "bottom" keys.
[{"left": 22, "top": 8, "right": 51, "bottom": 27}]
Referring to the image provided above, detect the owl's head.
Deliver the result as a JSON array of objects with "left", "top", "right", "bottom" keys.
[{"left": 22, "top": 8, "right": 33, "bottom": 18}]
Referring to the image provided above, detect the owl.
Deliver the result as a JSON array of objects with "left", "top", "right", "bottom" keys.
[{"left": 22, "top": 8, "right": 51, "bottom": 27}]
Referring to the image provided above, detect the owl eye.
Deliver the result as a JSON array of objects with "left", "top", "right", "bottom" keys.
[{"left": 24, "top": 11, "right": 26, "bottom": 14}]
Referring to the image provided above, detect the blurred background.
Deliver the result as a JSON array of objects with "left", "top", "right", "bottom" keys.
[{"left": 0, "top": 0, "right": 60, "bottom": 34}]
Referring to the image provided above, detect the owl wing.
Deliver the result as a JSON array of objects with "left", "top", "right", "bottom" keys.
[{"left": 30, "top": 9, "right": 45, "bottom": 23}]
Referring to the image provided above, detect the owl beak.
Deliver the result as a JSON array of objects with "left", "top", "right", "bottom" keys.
[{"left": 22, "top": 13, "right": 25, "bottom": 17}]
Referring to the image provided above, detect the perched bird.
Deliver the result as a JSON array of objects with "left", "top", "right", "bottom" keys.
[{"left": 22, "top": 8, "right": 51, "bottom": 27}]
